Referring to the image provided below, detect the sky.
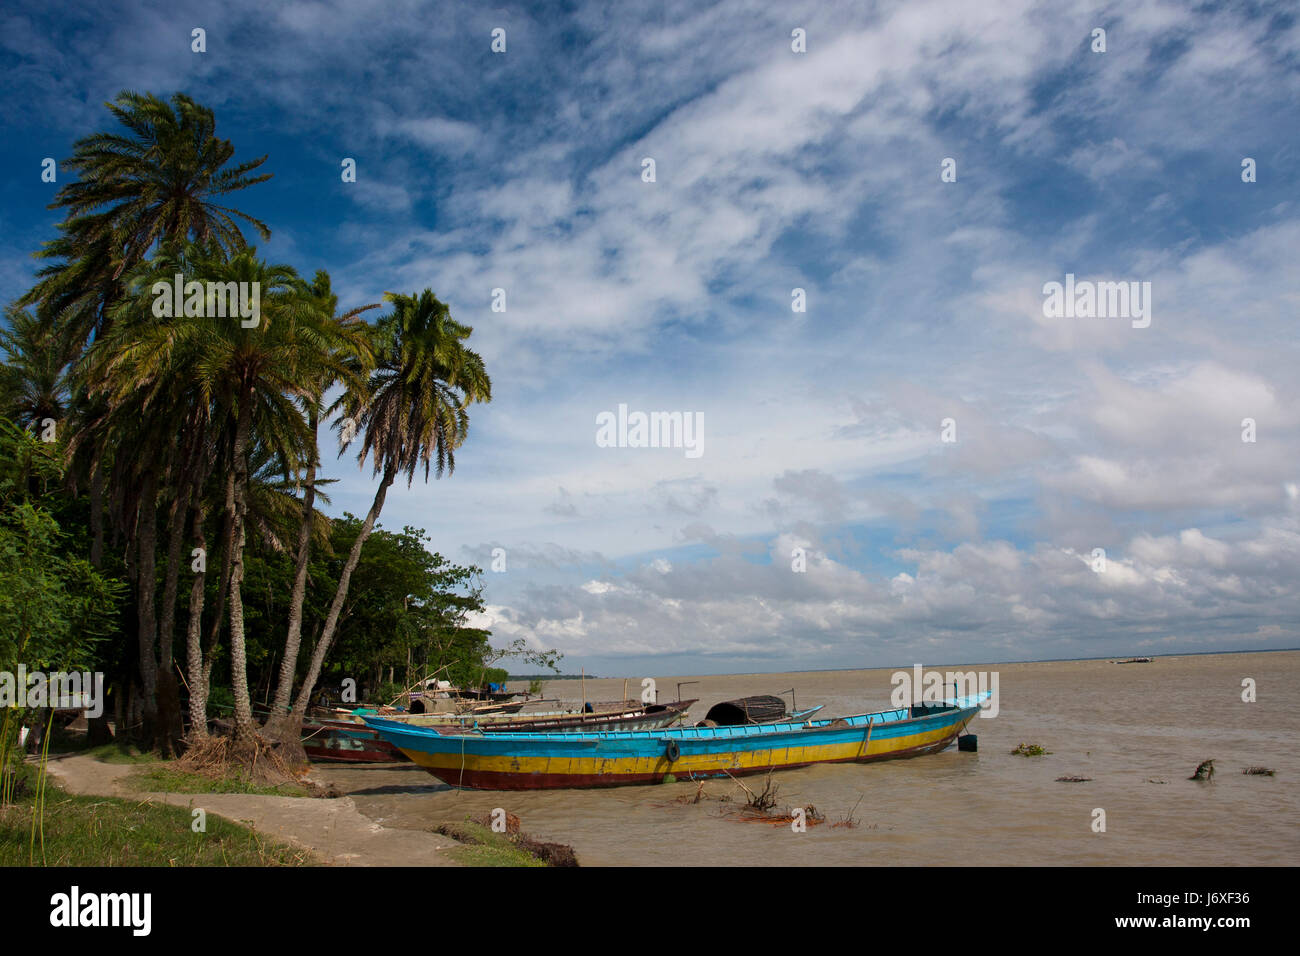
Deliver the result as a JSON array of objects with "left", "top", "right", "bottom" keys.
[{"left": 2, "top": 0, "right": 1298, "bottom": 676}]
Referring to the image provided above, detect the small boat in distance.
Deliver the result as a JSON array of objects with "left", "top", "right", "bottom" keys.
[{"left": 363, "top": 693, "right": 989, "bottom": 789}]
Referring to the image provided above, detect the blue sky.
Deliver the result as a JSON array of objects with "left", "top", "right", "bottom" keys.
[{"left": 3, "top": 0, "right": 1299, "bottom": 675}]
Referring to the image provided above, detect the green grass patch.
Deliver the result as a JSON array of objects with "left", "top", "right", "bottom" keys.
[
  {"left": 125, "top": 765, "right": 309, "bottom": 797},
  {"left": 0, "top": 789, "right": 315, "bottom": 866},
  {"left": 436, "top": 820, "right": 546, "bottom": 867},
  {"left": 448, "top": 843, "right": 547, "bottom": 867},
  {"left": 82, "top": 741, "right": 154, "bottom": 764}
]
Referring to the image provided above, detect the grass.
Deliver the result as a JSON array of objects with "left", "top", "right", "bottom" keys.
[
  {"left": 0, "top": 781, "right": 315, "bottom": 867},
  {"left": 82, "top": 741, "right": 154, "bottom": 764},
  {"left": 435, "top": 820, "right": 547, "bottom": 867},
  {"left": 450, "top": 842, "right": 548, "bottom": 867},
  {"left": 125, "top": 765, "right": 309, "bottom": 797}
]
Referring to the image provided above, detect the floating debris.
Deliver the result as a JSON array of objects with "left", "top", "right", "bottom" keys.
[
  {"left": 832, "top": 794, "right": 866, "bottom": 828},
  {"left": 1010, "top": 742, "right": 1051, "bottom": 756},
  {"left": 731, "top": 804, "right": 826, "bottom": 827},
  {"left": 1147, "top": 778, "right": 1167, "bottom": 784},
  {"left": 1189, "top": 759, "right": 1215, "bottom": 781},
  {"left": 1055, "top": 775, "right": 1092, "bottom": 783},
  {"left": 728, "top": 768, "right": 780, "bottom": 811},
  {"left": 1243, "top": 767, "right": 1276, "bottom": 776}
]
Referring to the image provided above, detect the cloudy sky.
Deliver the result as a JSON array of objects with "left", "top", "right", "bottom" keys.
[{"left": 3, "top": 1, "right": 1298, "bottom": 675}]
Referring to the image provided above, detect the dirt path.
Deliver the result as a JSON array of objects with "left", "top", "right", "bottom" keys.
[{"left": 40, "top": 753, "right": 462, "bottom": 867}]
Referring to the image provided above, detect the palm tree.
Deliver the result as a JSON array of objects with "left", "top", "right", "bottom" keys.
[
  {"left": 23, "top": 89, "right": 271, "bottom": 572},
  {"left": 18, "top": 91, "right": 275, "bottom": 745},
  {"left": 263, "top": 273, "right": 378, "bottom": 744},
  {"left": 0, "top": 306, "right": 68, "bottom": 429},
  {"left": 89, "top": 248, "right": 370, "bottom": 741},
  {"left": 291, "top": 290, "right": 491, "bottom": 722},
  {"left": 45, "top": 91, "right": 271, "bottom": 281}
]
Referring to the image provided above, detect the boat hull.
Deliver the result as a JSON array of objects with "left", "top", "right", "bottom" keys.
[
  {"left": 302, "top": 720, "right": 405, "bottom": 763},
  {"left": 365, "top": 696, "right": 986, "bottom": 790}
]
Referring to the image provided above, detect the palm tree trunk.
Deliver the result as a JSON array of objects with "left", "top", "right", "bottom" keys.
[
  {"left": 155, "top": 480, "right": 191, "bottom": 755},
  {"left": 134, "top": 470, "right": 160, "bottom": 745},
  {"left": 291, "top": 464, "right": 396, "bottom": 717},
  {"left": 226, "top": 391, "right": 256, "bottom": 740},
  {"left": 202, "top": 472, "right": 235, "bottom": 706},
  {"left": 184, "top": 506, "right": 209, "bottom": 739},
  {"left": 263, "top": 409, "right": 319, "bottom": 743},
  {"left": 89, "top": 450, "right": 104, "bottom": 569}
]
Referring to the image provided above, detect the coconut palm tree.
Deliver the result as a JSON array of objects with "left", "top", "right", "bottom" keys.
[{"left": 291, "top": 289, "right": 491, "bottom": 722}]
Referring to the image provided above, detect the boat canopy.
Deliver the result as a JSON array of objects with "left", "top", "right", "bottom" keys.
[{"left": 703, "top": 695, "right": 788, "bottom": 726}]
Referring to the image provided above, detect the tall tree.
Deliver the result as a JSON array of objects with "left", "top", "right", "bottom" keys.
[
  {"left": 0, "top": 307, "right": 68, "bottom": 430},
  {"left": 290, "top": 290, "right": 491, "bottom": 727},
  {"left": 43, "top": 91, "right": 271, "bottom": 285},
  {"left": 88, "top": 248, "right": 369, "bottom": 741},
  {"left": 21, "top": 90, "right": 273, "bottom": 746},
  {"left": 262, "top": 273, "right": 377, "bottom": 749}
]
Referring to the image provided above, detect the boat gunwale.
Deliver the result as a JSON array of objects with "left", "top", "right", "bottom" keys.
[{"left": 363, "top": 693, "right": 989, "bottom": 746}]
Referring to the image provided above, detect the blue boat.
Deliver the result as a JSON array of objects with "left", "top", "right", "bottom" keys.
[{"left": 363, "top": 693, "right": 989, "bottom": 790}]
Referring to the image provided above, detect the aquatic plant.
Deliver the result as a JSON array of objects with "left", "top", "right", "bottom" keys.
[{"left": 1010, "top": 742, "right": 1051, "bottom": 756}]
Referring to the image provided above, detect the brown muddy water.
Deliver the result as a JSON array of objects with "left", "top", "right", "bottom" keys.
[{"left": 319, "top": 651, "right": 1299, "bottom": 866}]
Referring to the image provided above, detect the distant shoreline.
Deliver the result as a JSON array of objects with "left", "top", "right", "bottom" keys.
[
  {"left": 509, "top": 645, "right": 1300, "bottom": 681},
  {"left": 508, "top": 674, "right": 602, "bottom": 680}
]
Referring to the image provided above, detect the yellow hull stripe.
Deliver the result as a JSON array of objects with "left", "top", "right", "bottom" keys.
[{"left": 401, "top": 722, "right": 957, "bottom": 778}]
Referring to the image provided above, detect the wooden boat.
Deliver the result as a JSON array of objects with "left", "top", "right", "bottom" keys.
[
  {"left": 480, "top": 699, "right": 695, "bottom": 733},
  {"left": 303, "top": 699, "right": 697, "bottom": 762},
  {"left": 362, "top": 693, "right": 989, "bottom": 789},
  {"left": 302, "top": 717, "right": 406, "bottom": 763},
  {"left": 405, "top": 697, "right": 525, "bottom": 716}
]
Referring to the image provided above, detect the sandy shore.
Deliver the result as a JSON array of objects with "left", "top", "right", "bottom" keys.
[{"left": 40, "top": 753, "right": 462, "bottom": 867}]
